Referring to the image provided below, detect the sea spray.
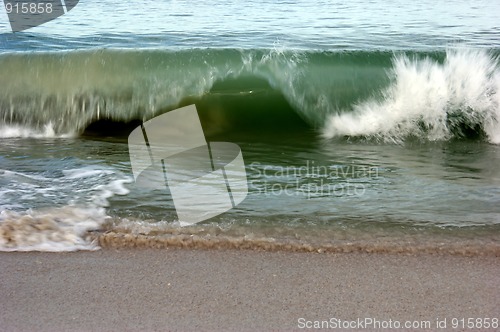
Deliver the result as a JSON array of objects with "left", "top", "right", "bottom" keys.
[{"left": 322, "top": 49, "right": 500, "bottom": 143}]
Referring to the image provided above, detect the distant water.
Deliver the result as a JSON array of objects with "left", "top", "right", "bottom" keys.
[{"left": 0, "top": 0, "right": 499, "bottom": 253}]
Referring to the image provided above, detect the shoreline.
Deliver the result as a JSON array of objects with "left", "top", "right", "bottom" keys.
[
  {"left": 1, "top": 249, "right": 498, "bottom": 331},
  {"left": 97, "top": 231, "right": 500, "bottom": 257}
]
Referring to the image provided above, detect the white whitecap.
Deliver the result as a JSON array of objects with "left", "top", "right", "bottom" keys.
[{"left": 322, "top": 48, "right": 500, "bottom": 144}]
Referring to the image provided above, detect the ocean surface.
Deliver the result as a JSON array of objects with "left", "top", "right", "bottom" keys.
[{"left": 0, "top": 0, "right": 499, "bottom": 253}]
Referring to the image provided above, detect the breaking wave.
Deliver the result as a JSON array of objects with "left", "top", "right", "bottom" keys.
[
  {"left": 1, "top": 47, "right": 498, "bottom": 142},
  {"left": 322, "top": 49, "right": 500, "bottom": 143}
]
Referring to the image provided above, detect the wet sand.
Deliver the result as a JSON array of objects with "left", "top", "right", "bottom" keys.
[{"left": 1, "top": 249, "right": 498, "bottom": 331}]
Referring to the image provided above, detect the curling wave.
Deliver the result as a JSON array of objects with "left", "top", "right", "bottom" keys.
[{"left": 0, "top": 48, "right": 498, "bottom": 143}]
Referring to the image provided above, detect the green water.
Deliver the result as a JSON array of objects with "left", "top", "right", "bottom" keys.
[{"left": 0, "top": 0, "right": 499, "bottom": 252}]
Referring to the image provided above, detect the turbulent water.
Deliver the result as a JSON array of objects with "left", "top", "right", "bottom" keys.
[{"left": 1, "top": 0, "right": 499, "bottom": 253}]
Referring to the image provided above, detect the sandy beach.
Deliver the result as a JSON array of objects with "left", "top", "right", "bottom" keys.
[{"left": 1, "top": 249, "right": 498, "bottom": 331}]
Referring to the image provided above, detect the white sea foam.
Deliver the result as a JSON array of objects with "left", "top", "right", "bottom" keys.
[
  {"left": 92, "top": 179, "right": 133, "bottom": 207},
  {"left": 0, "top": 169, "right": 50, "bottom": 182},
  {"left": 0, "top": 165, "right": 133, "bottom": 251},
  {"left": 322, "top": 49, "right": 500, "bottom": 143},
  {"left": 0, "top": 207, "right": 107, "bottom": 252},
  {"left": 63, "top": 168, "right": 115, "bottom": 179},
  {"left": 0, "top": 123, "right": 75, "bottom": 138}
]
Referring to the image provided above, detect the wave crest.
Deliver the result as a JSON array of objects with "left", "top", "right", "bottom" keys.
[
  {"left": 1, "top": 48, "right": 499, "bottom": 142},
  {"left": 322, "top": 49, "right": 500, "bottom": 143}
]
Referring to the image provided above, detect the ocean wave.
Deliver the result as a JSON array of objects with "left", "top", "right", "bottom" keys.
[
  {"left": 0, "top": 48, "right": 498, "bottom": 142},
  {"left": 322, "top": 49, "right": 500, "bottom": 143}
]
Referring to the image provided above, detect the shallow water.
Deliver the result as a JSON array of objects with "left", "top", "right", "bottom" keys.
[{"left": 0, "top": 0, "right": 499, "bottom": 252}]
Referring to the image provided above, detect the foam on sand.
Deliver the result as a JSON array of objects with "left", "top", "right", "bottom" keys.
[{"left": 0, "top": 207, "right": 107, "bottom": 252}]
